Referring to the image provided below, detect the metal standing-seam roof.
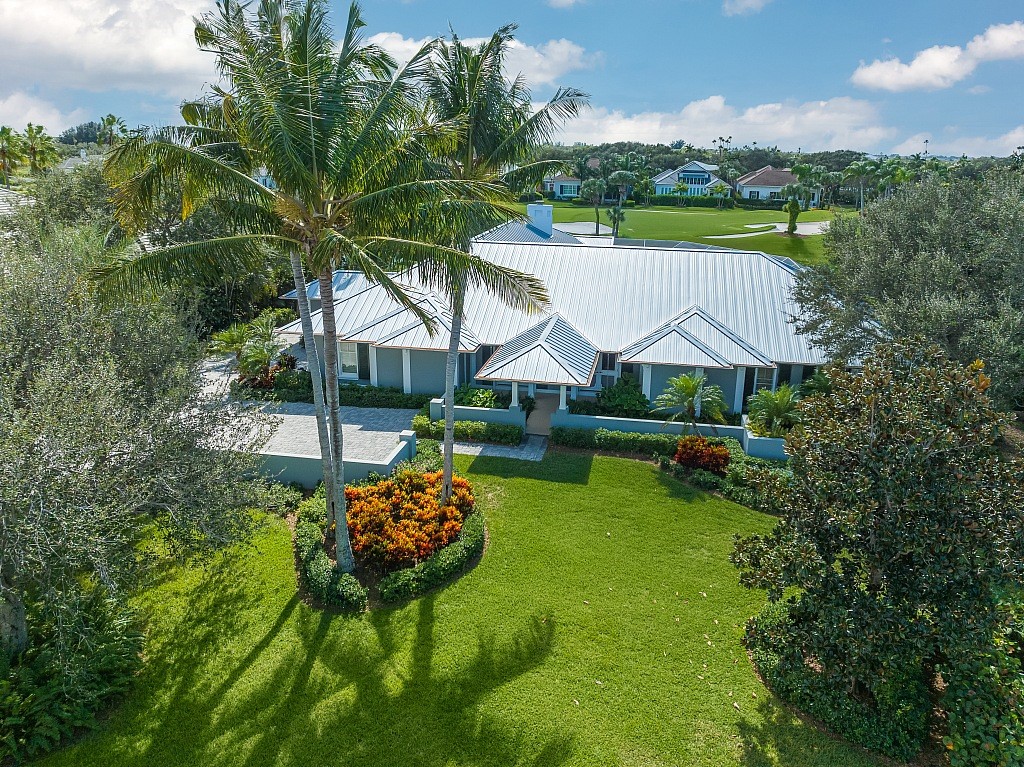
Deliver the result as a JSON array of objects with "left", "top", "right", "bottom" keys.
[
  {"left": 475, "top": 219, "right": 581, "bottom": 245},
  {"left": 475, "top": 314, "right": 599, "bottom": 386},
  {"left": 621, "top": 306, "right": 774, "bottom": 368},
  {"left": 0, "top": 187, "right": 30, "bottom": 216},
  {"left": 279, "top": 270, "right": 381, "bottom": 301}
]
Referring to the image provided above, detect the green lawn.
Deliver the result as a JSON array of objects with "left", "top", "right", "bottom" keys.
[
  {"left": 40, "top": 453, "right": 880, "bottom": 767},
  {"left": 532, "top": 202, "right": 844, "bottom": 266}
]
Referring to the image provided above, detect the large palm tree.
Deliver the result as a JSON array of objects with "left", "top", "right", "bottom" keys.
[
  {"left": 23, "top": 123, "right": 59, "bottom": 174},
  {"left": 0, "top": 126, "right": 25, "bottom": 187},
  {"left": 422, "top": 24, "right": 586, "bottom": 502},
  {"left": 98, "top": 114, "right": 127, "bottom": 148},
  {"left": 98, "top": 0, "right": 513, "bottom": 572}
]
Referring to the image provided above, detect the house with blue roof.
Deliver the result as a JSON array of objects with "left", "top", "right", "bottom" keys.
[{"left": 652, "top": 161, "right": 732, "bottom": 197}]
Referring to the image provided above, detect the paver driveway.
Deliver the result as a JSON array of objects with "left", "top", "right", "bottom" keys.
[{"left": 261, "top": 403, "right": 418, "bottom": 461}]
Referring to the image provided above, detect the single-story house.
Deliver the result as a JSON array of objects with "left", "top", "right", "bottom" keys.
[
  {"left": 542, "top": 173, "right": 581, "bottom": 200},
  {"left": 278, "top": 205, "right": 825, "bottom": 416},
  {"left": 652, "top": 161, "right": 731, "bottom": 196},
  {"left": 735, "top": 165, "right": 819, "bottom": 206}
]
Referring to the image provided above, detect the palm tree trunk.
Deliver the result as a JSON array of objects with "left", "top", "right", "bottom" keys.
[
  {"left": 442, "top": 286, "right": 465, "bottom": 504},
  {"left": 288, "top": 250, "right": 336, "bottom": 530},
  {"left": 594, "top": 205, "right": 599, "bottom": 235},
  {"left": 318, "top": 268, "right": 355, "bottom": 573}
]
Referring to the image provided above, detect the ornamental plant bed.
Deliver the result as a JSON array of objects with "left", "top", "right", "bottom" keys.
[{"left": 291, "top": 470, "right": 484, "bottom": 611}]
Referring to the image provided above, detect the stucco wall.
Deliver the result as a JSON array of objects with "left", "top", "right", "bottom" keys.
[
  {"left": 409, "top": 350, "right": 446, "bottom": 395},
  {"left": 374, "top": 347, "right": 404, "bottom": 389}
]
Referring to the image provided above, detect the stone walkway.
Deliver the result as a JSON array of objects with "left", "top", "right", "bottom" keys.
[
  {"left": 453, "top": 435, "right": 548, "bottom": 462},
  {"left": 261, "top": 404, "right": 418, "bottom": 461}
]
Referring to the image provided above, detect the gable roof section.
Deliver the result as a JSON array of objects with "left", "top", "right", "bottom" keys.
[
  {"left": 475, "top": 314, "right": 599, "bottom": 386},
  {"left": 735, "top": 165, "right": 798, "bottom": 188},
  {"left": 0, "top": 187, "right": 30, "bottom": 216},
  {"left": 620, "top": 306, "right": 774, "bottom": 368},
  {"left": 280, "top": 270, "right": 380, "bottom": 301}
]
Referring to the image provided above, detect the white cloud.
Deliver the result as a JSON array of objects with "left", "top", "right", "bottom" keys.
[
  {"left": 0, "top": 0, "right": 217, "bottom": 96},
  {"left": 890, "top": 126, "right": 1024, "bottom": 157},
  {"left": 852, "top": 21, "right": 1024, "bottom": 91},
  {"left": 967, "top": 84, "right": 992, "bottom": 95},
  {"left": 367, "top": 32, "right": 594, "bottom": 87},
  {"left": 0, "top": 92, "right": 88, "bottom": 133},
  {"left": 555, "top": 95, "right": 897, "bottom": 151},
  {"left": 548, "top": 0, "right": 584, "bottom": 6},
  {"left": 722, "top": 0, "right": 774, "bottom": 16}
]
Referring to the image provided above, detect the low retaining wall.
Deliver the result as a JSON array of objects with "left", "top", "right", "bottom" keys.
[
  {"left": 259, "top": 430, "right": 417, "bottom": 489},
  {"left": 550, "top": 410, "right": 788, "bottom": 460},
  {"left": 429, "top": 398, "right": 527, "bottom": 429}
]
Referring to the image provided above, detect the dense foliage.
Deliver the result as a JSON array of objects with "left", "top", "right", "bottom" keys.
[
  {"left": 732, "top": 340, "right": 1024, "bottom": 762},
  {"left": 550, "top": 426, "right": 678, "bottom": 455},
  {"left": 794, "top": 169, "right": 1024, "bottom": 409},
  {"left": 673, "top": 435, "right": 731, "bottom": 473},
  {"left": 412, "top": 415, "right": 523, "bottom": 445},
  {"left": 568, "top": 374, "right": 651, "bottom": 418}
]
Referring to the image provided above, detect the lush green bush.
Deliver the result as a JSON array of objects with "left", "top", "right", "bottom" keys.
[
  {"left": 293, "top": 518, "right": 368, "bottom": 611},
  {"left": 273, "top": 369, "right": 314, "bottom": 402},
  {"left": 655, "top": 437, "right": 790, "bottom": 508},
  {"left": 569, "top": 374, "right": 652, "bottom": 419},
  {"left": 378, "top": 513, "right": 486, "bottom": 603},
  {"left": 0, "top": 598, "right": 142, "bottom": 763},
  {"left": 746, "top": 601, "right": 931, "bottom": 761},
  {"left": 411, "top": 414, "right": 523, "bottom": 445},
  {"left": 550, "top": 426, "right": 677, "bottom": 455},
  {"left": 453, "top": 384, "right": 502, "bottom": 409},
  {"left": 338, "top": 382, "right": 434, "bottom": 409},
  {"left": 393, "top": 438, "right": 443, "bottom": 474},
  {"left": 736, "top": 197, "right": 787, "bottom": 210}
]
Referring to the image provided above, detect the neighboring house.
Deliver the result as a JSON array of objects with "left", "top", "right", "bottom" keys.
[
  {"left": 542, "top": 173, "right": 581, "bottom": 200},
  {"left": 652, "top": 161, "right": 731, "bottom": 196},
  {"left": 735, "top": 165, "right": 819, "bottom": 206},
  {"left": 278, "top": 205, "right": 825, "bottom": 414},
  {"left": 59, "top": 150, "right": 102, "bottom": 172}
]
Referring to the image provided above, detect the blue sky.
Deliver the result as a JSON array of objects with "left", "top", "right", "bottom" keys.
[{"left": 1, "top": 0, "right": 1021, "bottom": 155}]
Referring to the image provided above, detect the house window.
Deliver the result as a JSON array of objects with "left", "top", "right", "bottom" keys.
[
  {"left": 600, "top": 352, "right": 617, "bottom": 372},
  {"left": 768, "top": 191, "right": 781, "bottom": 200},
  {"left": 620, "top": 362, "right": 642, "bottom": 381},
  {"left": 600, "top": 374, "right": 616, "bottom": 389},
  {"left": 777, "top": 364, "right": 792, "bottom": 386},
  {"left": 338, "top": 342, "right": 359, "bottom": 378},
  {"left": 748, "top": 190, "right": 761, "bottom": 200},
  {"left": 753, "top": 367, "right": 775, "bottom": 392}
]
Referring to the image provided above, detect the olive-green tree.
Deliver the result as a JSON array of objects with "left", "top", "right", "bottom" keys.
[
  {"left": 580, "top": 177, "right": 606, "bottom": 234},
  {"left": 733, "top": 340, "right": 1024, "bottom": 763}
]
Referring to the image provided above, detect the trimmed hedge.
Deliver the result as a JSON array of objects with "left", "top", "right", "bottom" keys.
[
  {"left": 338, "top": 382, "right": 434, "bottom": 409},
  {"left": 549, "top": 426, "right": 677, "bottom": 455},
  {"left": 649, "top": 194, "right": 735, "bottom": 209},
  {"left": 377, "top": 512, "right": 486, "bottom": 603},
  {"left": 736, "top": 197, "right": 787, "bottom": 211},
  {"left": 412, "top": 414, "right": 523, "bottom": 445},
  {"left": 293, "top": 519, "right": 368, "bottom": 611},
  {"left": 747, "top": 601, "right": 931, "bottom": 761}
]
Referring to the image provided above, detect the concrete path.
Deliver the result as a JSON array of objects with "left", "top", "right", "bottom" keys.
[
  {"left": 554, "top": 221, "right": 612, "bottom": 236},
  {"left": 706, "top": 220, "right": 829, "bottom": 239},
  {"left": 526, "top": 393, "right": 559, "bottom": 436},
  {"left": 261, "top": 404, "right": 418, "bottom": 461},
  {"left": 453, "top": 435, "right": 548, "bottom": 462}
]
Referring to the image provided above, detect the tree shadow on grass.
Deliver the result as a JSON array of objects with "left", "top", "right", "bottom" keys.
[
  {"left": 120, "top": 572, "right": 572, "bottom": 767},
  {"left": 736, "top": 694, "right": 882, "bottom": 767},
  {"left": 653, "top": 467, "right": 713, "bottom": 503},
  {"left": 467, "top": 450, "right": 593, "bottom": 485}
]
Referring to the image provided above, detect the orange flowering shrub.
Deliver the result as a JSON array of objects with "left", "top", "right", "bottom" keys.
[
  {"left": 345, "top": 470, "right": 475, "bottom": 573},
  {"left": 673, "top": 435, "right": 731, "bottom": 474}
]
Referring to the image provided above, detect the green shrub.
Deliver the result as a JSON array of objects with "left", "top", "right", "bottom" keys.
[
  {"left": 378, "top": 513, "right": 486, "bottom": 603},
  {"left": 293, "top": 518, "right": 367, "bottom": 611},
  {"left": 453, "top": 384, "right": 502, "bottom": 409},
  {"left": 736, "top": 197, "right": 787, "bottom": 210},
  {"left": 338, "top": 382, "right": 434, "bottom": 409},
  {"left": 649, "top": 194, "right": 736, "bottom": 209},
  {"left": 393, "top": 438, "right": 443, "bottom": 474},
  {"left": 411, "top": 414, "right": 522, "bottom": 445},
  {"left": 550, "top": 426, "right": 677, "bottom": 455},
  {"left": 0, "top": 598, "right": 142, "bottom": 763},
  {"left": 568, "top": 374, "right": 653, "bottom": 419},
  {"left": 687, "top": 468, "right": 725, "bottom": 490},
  {"left": 273, "top": 369, "right": 313, "bottom": 402},
  {"left": 746, "top": 602, "right": 931, "bottom": 761},
  {"left": 549, "top": 426, "right": 597, "bottom": 448}
]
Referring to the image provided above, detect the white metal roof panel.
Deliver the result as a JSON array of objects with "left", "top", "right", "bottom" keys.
[
  {"left": 476, "top": 314, "right": 598, "bottom": 385},
  {"left": 475, "top": 220, "right": 581, "bottom": 245}
]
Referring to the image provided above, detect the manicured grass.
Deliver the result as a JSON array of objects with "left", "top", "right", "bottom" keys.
[
  {"left": 530, "top": 202, "right": 844, "bottom": 265},
  {"left": 39, "top": 454, "right": 881, "bottom": 767}
]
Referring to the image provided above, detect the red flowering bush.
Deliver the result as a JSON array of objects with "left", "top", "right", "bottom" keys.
[
  {"left": 345, "top": 470, "right": 475, "bottom": 573},
  {"left": 673, "top": 435, "right": 731, "bottom": 474}
]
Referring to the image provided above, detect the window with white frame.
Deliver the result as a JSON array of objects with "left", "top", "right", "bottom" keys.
[
  {"left": 753, "top": 367, "right": 775, "bottom": 392},
  {"left": 338, "top": 342, "right": 359, "bottom": 378},
  {"left": 748, "top": 190, "right": 761, "bottom": 200},
  {"left": 768, "top": 190, "right": 781, "bottom": 199},
  {"left": 599, "top": 352, "right": 617, "bottom": 372}
]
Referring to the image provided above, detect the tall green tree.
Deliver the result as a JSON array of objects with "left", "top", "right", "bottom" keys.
[
  {"left": 673, "top": 179, "right": 688, "bottom": 204},
  {"left": 793, "top": 169, "right": 1024, "bottom": 410},
  {"left": 423, "top": 22, "right": 582, "bottom": 501},
  {"left": 709, "top": 181, "right": 730, "bottom": 208},
  {"left": 844, "top": 158, "right": 877, "bottom": 212},
  {"left": 580, "top": 177, "right": 606, "bottom": 234},
  {"left": 98, "top": 113, "right": 127, "bottom": 148},
  {"left": 606, "top": 168, "right": 634, "bottom": 205},
  {"left": 0, "top": 126, "right": 25, "bottom": 187},
  {"left": 733, "top": 340, "right": 1024, "bottom": 763},
  {"left": 99, "top": 0, "right": 510, "bottom": 572},
  {"left": 23, "top": 123, "right": 60, "bottom": 174}
]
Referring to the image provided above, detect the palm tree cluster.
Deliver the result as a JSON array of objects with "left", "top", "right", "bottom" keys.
[
  {"left": 98, "top": 0, "right": 586, "bottom": 573},
  {"left": 843, "top": 155, "right": 951, "bottom": 212},
  {"left": 0, "top": 123, "right": 61, "bottom": 186}
]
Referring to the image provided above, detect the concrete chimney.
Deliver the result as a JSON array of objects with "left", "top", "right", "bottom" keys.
[{"left": 526, "top": 203, "right": 553, "bottom": 237}]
